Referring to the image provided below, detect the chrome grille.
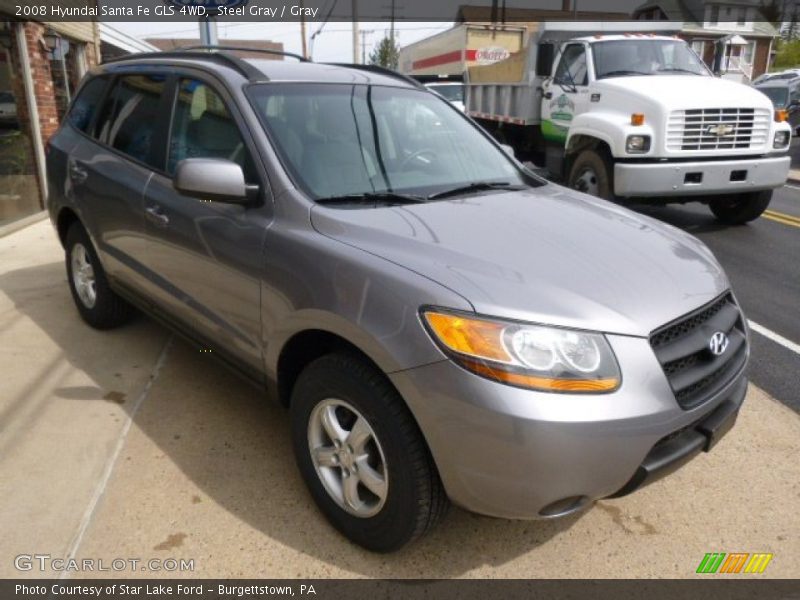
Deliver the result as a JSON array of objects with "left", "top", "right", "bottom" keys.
[
  {"left": 650, "top": 294, "right": 747, "bottom": 410},
  {"left": 666, "top": 108, "right": 771, "bottom": 151}
]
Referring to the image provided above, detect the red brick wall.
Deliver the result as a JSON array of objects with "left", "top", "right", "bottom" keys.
[{"left": 21, "top": 22, "right": 60, "bottom": 145}]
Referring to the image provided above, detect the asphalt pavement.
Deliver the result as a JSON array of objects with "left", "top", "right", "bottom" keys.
[{"left": 631, "top": 185, "right": 800, "bottom": 413}]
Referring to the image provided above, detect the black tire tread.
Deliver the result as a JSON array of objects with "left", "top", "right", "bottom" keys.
[
  {"left": 291, "top": 353, "right": 448, "bottom": 551},
  {"left": 65, "top": 222, "right": 136, "bottom": 329}
]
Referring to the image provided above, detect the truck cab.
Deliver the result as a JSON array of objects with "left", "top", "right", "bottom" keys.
[
  {"left": 540, "top": 35, "right": 790, "bottom": 223},
  {"left": 458, "top": 26, "right": 792, "bottom": 224}
]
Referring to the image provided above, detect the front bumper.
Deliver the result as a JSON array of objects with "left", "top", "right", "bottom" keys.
[
  {"left": 614, "top": 155, "right": 790, "bottom": 198},
  {"left": 390, "top": 334, "right": 747, "bottom": 519}
]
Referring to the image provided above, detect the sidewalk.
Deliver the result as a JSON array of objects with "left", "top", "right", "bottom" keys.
[{"left": 1, "top": 220, "right": 799, "bottom": 578}]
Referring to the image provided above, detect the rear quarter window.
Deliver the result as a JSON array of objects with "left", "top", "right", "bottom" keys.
[{"left": 67, "top": 76, "right": 109, "bottom": 133}]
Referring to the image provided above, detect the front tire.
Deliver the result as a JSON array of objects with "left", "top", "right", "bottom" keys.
[
  {"left": 290, "top": 353, "right": 448, "bottom": 552},
  {"left": 567, "top": 149, "right": 615, "bottom": 201},
  {"left": 709, "top": 190, "right": 772, "bottom": 224},
  {"left": 65, "top": 223, "right": 135, "bottom": 329}
]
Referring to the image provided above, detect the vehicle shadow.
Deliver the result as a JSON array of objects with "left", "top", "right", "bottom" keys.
[
  {"left": 625, "top": 201, "right": 734, "bottom": 235},
  {"left": 0, "top": 260, "right": 581, "bottom": 577}
]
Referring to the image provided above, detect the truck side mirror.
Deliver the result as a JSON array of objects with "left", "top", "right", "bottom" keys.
[{"left": 536, "top": 43, "right": 555, "bottom": 78}]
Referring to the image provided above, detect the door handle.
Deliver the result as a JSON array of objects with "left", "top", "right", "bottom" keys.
[
  {"left": 68, "top": 162, "right": 88, "bottom": 184},
  {"left": 543, "top": 91, "right": 553, "bottom": 99},
  {"left": 145, "top": 206, "right": 169, "bottom": 228}
]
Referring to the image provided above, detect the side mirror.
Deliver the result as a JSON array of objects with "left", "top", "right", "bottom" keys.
[
  {"left": 174, "top": 158, "right": 256, "bottom": 204},
  {"left": 500, "top": 143, "right": 516, "bottom": 158}
]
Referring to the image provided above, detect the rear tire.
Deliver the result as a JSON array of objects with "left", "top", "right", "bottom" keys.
[
  {"left": 290, "top": 353, "right": 448, "bottom": 552},
  {"left": 567, "top": 149, "right": 615, "bottom": 201},
  {"left": 65, "top": 223, "right": 136, "bottom": 329},
  {"left": 709, "top": 190, "right": 772, "bottom": 224}
]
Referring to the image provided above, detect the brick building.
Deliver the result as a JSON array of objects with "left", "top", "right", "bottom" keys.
[{"left": 0, "top": 18, "right": 100, "bottom": 227}]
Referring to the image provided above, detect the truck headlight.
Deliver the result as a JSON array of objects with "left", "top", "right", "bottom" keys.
[
  {"left": 626, "top": 135, "right": 651, "bottom": 154},
  {"left": 422, "top": 309, "right": 621, "bottom": 393},
  {"left": 774, "top": 130, "right": 790, "bottom": 148}
]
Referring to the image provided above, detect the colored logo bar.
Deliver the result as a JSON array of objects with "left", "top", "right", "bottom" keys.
[{"left": 696, "top": 553, "right": 773, "bottom": 574}]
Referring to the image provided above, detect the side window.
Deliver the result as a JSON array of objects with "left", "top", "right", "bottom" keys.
[
  {"left": 168, "top": 78, "right": 255, "bottom": 181},
  {"left": 67, "top": 76, "right": 108, "bottom": 133},
  {"left": 93, "top": 74, "right": 166, "bottom": 167},
  {"left": 553, "top": 45, "right": 588, "bottom": 86}
]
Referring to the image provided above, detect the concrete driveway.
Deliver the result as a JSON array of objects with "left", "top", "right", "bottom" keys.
[{"left": 1, "top": 220, "right": 798, "bottom": 579}]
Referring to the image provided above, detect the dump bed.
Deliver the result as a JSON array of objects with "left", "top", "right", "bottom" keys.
[{"left": 399, "top": 24, "right": 526, "bottom": 80}]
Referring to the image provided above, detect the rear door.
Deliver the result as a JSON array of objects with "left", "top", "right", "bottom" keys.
[
  {"left": 142, "top": 74, "right": 270, "bottom": 374},
  {"left": 68, "top": 71, "right": 171, "bottom": 292}
]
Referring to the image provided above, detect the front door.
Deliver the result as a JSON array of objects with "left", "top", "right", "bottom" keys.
[
  {"left": 143, "top": 76, "right": 269, "bottom": 374},
  {"left": 541, "top": 43, "right": 590, "bottom": 148}
]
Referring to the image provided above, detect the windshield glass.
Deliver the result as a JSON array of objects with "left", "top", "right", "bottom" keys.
[
  {"left": 758, "top": 86, "right": 789, "bottom": 107},
  {"left": 427, "top": 83, "right": 464, "bottom": 103},
  {"left": 247, "top": 84, "right": 526, "bottom": 200},
  {"left": 593, "top": 40, "right": 709, "bottom": 79}
]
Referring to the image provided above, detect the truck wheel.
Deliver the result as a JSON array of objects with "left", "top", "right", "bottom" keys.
[
  {"left": 65, "top": 223, "right": 136, "bottom": 329},
  {"left": 568, "top": 149, "right": 615, "bottom": 201},
  {"left": 709, "top": 190, "right": 772, "bottom": 225},
  {"left": 290, "top": 353, "right": 448, "bottom": 552}
]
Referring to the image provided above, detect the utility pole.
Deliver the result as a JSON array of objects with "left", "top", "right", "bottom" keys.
[
  {"left": 352, "top": 0, "right": 359, "bottom": 63},
  {"left": 389, "top": 0, "right": 396, "bottom": 48},
  {"left": 300, "top": 0, "right": 308, "bottom": 58},
  {"left": 199, "top": 16, "right": 218, "bottom": 46},
  {"left": 360, "top": 29, "right": 375, "bottom": 64}
]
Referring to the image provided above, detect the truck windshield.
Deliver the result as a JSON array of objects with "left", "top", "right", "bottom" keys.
[
  {"left": 593, "top": 40, "right": 709, "bottom": 79},
  {"left": 247, "top": 83, "right": 529, "bottom": 201}
]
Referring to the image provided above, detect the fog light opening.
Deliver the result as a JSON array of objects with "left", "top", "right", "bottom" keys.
[{"left": 538, "top": 495, "right": 591, "bottom": 517}]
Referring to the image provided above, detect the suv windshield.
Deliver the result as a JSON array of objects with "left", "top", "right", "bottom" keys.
[
  {"left": 247, "top": 84, "right": 529, "bottom": 200},
  {"left": 593, "top": 40, "right": 709, "bottom": 79}
]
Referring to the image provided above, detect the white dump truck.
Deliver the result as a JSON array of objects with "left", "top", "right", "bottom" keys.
[{"left": 402, "top": 22, "right": 791, "bottom": 224}]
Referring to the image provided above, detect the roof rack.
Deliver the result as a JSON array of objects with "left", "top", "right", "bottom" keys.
[
  {"left": 176, "top": 45, "right": 309, "bottom": 63},
  {"left": 103, "top": 45, "right": 308, "bottom": 82},
  {"left": 326, "top": 63, "right": 424, "bottom": 88}
]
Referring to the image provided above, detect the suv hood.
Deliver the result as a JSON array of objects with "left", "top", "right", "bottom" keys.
[
  {"left": 595, "top": 75, "right": 773, "bottom": 111},
  {"left": 310, "top": 186, "right": 729, "bottom": 336}
]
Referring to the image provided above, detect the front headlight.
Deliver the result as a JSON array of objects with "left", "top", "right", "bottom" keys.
[
  {"left": 774, "top": 130, "right": 790, "bottom": 148},
  {"left": 626, "top": 135, "right": 651, "bottom": 154},
  {"left": 422, "top": 309, "right": 621, "bottom": 393}
]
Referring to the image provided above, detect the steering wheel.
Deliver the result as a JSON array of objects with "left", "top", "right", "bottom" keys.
[{"left": 399, "top": 148, "right": 438, "bottom": 171}]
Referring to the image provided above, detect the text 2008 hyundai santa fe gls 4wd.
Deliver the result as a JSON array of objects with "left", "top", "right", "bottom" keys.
[{"left": 46, "top": 49, "right": 749, "bottom": 552}]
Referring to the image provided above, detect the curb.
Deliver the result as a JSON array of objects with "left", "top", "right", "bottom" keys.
[{"left": 0, "top": 210, "right": 47, "bottom": 238}]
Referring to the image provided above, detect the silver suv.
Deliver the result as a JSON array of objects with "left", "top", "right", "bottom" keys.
[{"left": 46, "top": 47, "right": 749, "bottom": 552}]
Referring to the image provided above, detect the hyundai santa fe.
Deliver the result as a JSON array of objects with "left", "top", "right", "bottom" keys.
[{"left": 46, "top": 48, "right": 749, "bottom": 552}]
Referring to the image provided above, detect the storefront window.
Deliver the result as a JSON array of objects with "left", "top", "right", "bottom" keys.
[{"left": 0, "top": 22, "right": 42, "bottom": 227}]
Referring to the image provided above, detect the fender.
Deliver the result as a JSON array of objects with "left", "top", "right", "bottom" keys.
[{"left": 567, "top": 111, "right": 655, "bottom": 158}]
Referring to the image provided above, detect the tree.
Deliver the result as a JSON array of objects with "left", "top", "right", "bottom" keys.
[
  {"left": 369, "top": 35, "right": 400, "bottom": 70},
  {"left": 774, "top": 38, "right": 800, "bottom": 68}
]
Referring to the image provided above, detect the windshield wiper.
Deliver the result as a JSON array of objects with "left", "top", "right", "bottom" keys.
[
  {"left": 426, "top": 181, "right": 525, "bottom": 201},
  {"left": 655, "top": 67, "right": 702, "bottom": 75},
  {"left": 315, "top": 192, "right": 427, "bottom": 206},
  {"left": 599, "top": 70, "right": 653, "bottom": 78}
]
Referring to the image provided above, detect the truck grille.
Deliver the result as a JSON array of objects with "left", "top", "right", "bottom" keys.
[
  {"left": 666, "top": 108, "right": 771, "bottom": 151},
  {"left": 650, "top": 294, "right": 747, "bottom": 410}
]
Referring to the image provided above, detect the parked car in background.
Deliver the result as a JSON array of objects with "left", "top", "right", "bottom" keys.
[
  {"left": 752, "top": 69, "right": 800, "bottom": 85},
  {"left": 0, "top": 91, "right": 18, "bottom": 127},
  {"left": 47, "top": 48, "right": 749, "bottom": 552},
  {"left": 425, "top": 82, "right": 466, "bottom": 112},
  {"left": 755, "top": 79, "right": 800, "bottom": 133}
]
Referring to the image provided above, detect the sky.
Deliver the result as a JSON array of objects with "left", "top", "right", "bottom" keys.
[{"left": 112, "top": 21, "right": 454, "bottom": 63}]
